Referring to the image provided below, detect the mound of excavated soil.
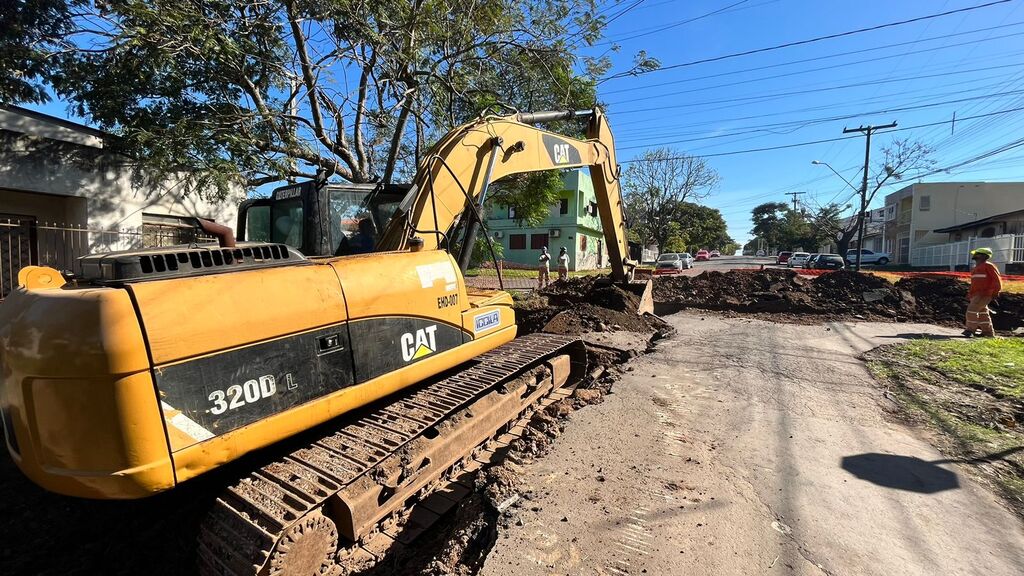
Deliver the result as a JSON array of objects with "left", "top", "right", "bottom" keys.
[
  {"left": 652, "top": 270, "right": 1023, "bottom": 331},
  {"left": 515, "top": 276, "right": 670, "bottom": 337},
  {"left": 895, "top": 275, "right": 1024, "bottom": 331}
]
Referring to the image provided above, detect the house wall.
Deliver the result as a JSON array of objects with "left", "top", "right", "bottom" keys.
[
  {"left": 0, "top": 130, "right": 241, "bottom": 233},
  {"left": 485, "top": 168, "right": 609, "bottom": 271},
  {"left": 884, "top": 182, "right": 1024, "bottom": 263}
]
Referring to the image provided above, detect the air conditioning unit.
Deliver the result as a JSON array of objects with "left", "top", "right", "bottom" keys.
[
  {"left": 493, "top": 231, "right": 504, "bottom": 239},
  {"left": 549, "top": 229, "right": 561, "bottom": 238}
]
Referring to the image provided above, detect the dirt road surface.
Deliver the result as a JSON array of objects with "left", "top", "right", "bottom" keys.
[{"left": 482, "top": 313, "right": 1024, "bottom": 576}]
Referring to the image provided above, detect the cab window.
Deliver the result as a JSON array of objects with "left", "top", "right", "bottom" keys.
[{"left": 271, "top": 198, "right": 304, "bottom": 248}]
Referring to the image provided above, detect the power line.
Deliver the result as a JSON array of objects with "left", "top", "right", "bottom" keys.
[
  {"left": 618, "top": 105, "right": 1024, "bottom": 161},
  {"left": 604, "top": 32, "right": 1024, "bottom": 106},
  {"left": 612, "top": 61, "right": 1024, "bottom": 116},
  {"left": 600, "top": 0, "right": 1015, "bottom": 82},
  {"left": 601, "top": 20, "right": 1024, "bottom": 96},
  {"left": 594, "top": 0, "right": 753, "bottom": 45}
]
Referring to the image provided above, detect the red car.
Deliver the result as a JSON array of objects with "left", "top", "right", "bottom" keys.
[
  {"left": 776, "top": 251, "right": 793, "bottom": 265},
  {"left": 695, "top": 249, "right": 710, "bottom": 261}
]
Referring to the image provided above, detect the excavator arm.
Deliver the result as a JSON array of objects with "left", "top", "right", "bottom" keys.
[{"left": 378, "top": 107, "right": 636, "bottom": 282}]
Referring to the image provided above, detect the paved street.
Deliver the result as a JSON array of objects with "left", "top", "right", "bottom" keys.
[{"left": 482, "top": 313, "right": 1024, "bottom": 576}]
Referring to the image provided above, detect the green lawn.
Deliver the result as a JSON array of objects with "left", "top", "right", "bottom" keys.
[{"left": 895, "top": 338, "right": 1024, "bottom": 399}]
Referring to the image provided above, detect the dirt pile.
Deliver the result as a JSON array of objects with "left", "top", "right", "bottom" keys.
[
  {"left": 653, "top": 270, "right": 1023, "bottom": 331},
  {"left": 895, "top": 275, "right": 1024, "bottom": 330},
  {"left": 515, "top": 275, "right": 671, "bottom": 337}
]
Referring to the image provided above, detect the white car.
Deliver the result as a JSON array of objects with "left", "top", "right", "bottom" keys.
[
  {"left": 788, "top": 252, "right": 811, "bottom": 267},
  {"left": 845, "top": 249, "right": 891, "bottom": 266},
  {"left": 755, "top": 250, "right": 766, "bottom": 257}
]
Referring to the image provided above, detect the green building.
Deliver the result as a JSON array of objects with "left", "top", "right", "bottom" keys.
[{"left": 484, "top": 169, "right": 609, "bottom": 271}]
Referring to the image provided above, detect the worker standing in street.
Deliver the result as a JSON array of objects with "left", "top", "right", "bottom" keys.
[
  {"left": 963, "top": 247, "right": 1002, "bottom": 338},
  {"left": 557, "top": 246, "right": 570, "bottom": 281},
  {"left": 538, "top": 246, "right": 551, "bottom": 289}
]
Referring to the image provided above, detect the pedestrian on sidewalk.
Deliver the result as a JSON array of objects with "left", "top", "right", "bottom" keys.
[
  {"left": 537, "top": 246, "right": 551, "bottom": 289},
  {"left": 963, "top": 247, "right": 1002, "bottom": 338},
  {"left": 557, "top": 246, "right": 570, "bottom": 281}
]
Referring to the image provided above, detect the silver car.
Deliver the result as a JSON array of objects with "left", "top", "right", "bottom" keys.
[
  {"left": 788, "top": 252, "right": 811, "bottom": 267},
  {"left": 654, "top": 252, "right": 693, "bottom": 275}
]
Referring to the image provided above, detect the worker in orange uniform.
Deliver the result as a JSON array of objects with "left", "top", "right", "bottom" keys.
[{"left": 963, "top": 247, "right": 1002, "bottom": 338}]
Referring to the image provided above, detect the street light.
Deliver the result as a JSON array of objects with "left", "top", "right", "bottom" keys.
[{"left": 811, "top": 160, "right": 859, "bottom": 194}]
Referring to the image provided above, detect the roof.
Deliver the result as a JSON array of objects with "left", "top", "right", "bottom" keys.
[
  {"left": 934, "top": 208, "right": 1024, "bottom": 233},
  {"left": 0, "top": 104, "right": 108, "bottom": 148}
]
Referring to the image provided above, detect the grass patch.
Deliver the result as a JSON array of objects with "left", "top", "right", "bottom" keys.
[
  {"left": 898, "top": 338, "right": 1024, "bottom": 399},
  {"left": 465, "top": 268, "right": 602, "bottom": 278},
  {"left": 866, "top": 340, "right": 1024, "bottom": 517}
]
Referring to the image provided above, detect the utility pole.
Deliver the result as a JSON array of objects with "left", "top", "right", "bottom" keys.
[
  {"left": 784, "top": 191, "right": 805, "bottom": 212},
  {"left": 842, "top": 121, "right": 897, "bottom": 271}
]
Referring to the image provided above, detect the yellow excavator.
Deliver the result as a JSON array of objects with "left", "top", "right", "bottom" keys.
[{"left": 0, "top": 108, "right": 640, "bottom": 575}]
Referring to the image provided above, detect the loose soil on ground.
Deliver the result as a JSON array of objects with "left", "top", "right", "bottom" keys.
[{"left": 652, "top": 268, "right": 1024, "bottom": 331}]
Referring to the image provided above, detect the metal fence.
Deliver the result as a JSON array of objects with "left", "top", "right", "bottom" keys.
[
  {"left": 910, "top": 234, "right": 1024, "bottom": 271},
  {"left": 1, "top": 218, "right": 213, "bottom": 300}
]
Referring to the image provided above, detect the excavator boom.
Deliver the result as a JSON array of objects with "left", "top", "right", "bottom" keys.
[{"left": 379, "top": 108, "right": 635, "bottom": 281}]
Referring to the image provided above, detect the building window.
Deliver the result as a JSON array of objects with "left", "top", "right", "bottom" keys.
[
  {"left": 981, "top": 226, "right": 996, "bottom": 238},
  {"left": 509, "top": 233, "right": 526, "bottom": 250},
  {"left": 508, "top": 206, "right": 516, "bottom": 219},
  {"left": 919, "top": 195, "right": 930, "bottom": 211},
  {"left": 559, "top": 198, "right": 569, "bottom": 215},
  {"left": 580, "top": 234, "right": 588, "bottom": 252},
  {"left": 588, "top": 201, "right": 598, "bottom": 216},
  {"left": 530, "top": 233, "right": 547, "bottom": 250}
]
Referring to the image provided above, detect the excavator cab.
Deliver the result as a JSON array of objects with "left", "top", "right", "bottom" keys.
[{"left": 237, "top": 180, "right": 411, "bottom": 257}]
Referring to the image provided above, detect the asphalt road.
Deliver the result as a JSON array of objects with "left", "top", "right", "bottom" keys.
[{"left": 482, "top": 313, "right": 1024, "bottom": 576}]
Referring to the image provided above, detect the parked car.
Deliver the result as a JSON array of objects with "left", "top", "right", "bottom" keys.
[
  {"left": 845, "top": 249, "right": 891, "bottom": 266},
  {"left": 755, "top": 250, "right": 766, "bottom": 257},
  {"left": 814, "top": 254, "right": 846, "bottom": 270},
  {"left": 654, "top": 252, "right": 693, "bottom": 275},
  {"left": 696, "top": 249, "right": 711, "bottom": 261},
  {"left": 776, "top": 251, "right": 793, "bottom": 265},
  {"left": 803, "top": 253, "right": 820, "bottom": 269},
  {"left": 787, "top": 252, "right": 810, "bottom": 268},
  {"left": 710, "top": 250, "right": 721, "bottom": 258}
]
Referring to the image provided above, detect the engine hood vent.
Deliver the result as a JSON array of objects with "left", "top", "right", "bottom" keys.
[{"left": 79, "top": 242, "right": 307, "bottom": 284}]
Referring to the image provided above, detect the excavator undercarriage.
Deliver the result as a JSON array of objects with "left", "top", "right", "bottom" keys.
[{"left": 199, "top": 333, "right": 587, "bottom": 576}]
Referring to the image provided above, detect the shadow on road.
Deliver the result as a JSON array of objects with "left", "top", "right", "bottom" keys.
[
  {"left": 841, "top": 453, "right": 961, "bottom": 493},
  {"left": 841, "top": 447, "right": 1024, "bottom": 493},
  {"left": 875, "top": 333, "right": 959, "bottom": 341}
]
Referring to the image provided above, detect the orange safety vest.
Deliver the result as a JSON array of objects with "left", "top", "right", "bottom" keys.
[{"left": 968, "top": 261, "right": 1002, "bottom": 298}]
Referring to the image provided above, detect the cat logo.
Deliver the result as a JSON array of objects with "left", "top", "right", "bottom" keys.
[
  {"left": 401, "top": 325, "right": 438, "bottom": 362},
  {"left": 552, "top": 143, "right": 571, "bottom": 165}
]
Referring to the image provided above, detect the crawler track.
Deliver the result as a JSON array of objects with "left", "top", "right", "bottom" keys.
[{"left": 198, "top": 333, "right": 586, "bottom": 576}]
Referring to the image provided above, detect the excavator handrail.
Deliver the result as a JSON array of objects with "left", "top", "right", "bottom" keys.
[{"left": 377, "top": 107, "right": 635, "bottom": 282}]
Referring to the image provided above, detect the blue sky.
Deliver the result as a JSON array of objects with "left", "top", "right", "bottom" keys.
[
  {"left": 587, "top": 0, "right": 1024, "bottom": 244},
  {"left": 19, "top": 0, "right": 1024, "bottom": 246}
]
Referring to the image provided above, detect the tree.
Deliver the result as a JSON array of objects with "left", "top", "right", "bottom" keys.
[
  {"left": 750, "top": 202, "right": 789, "bottom": 251},
  {"left": 0, "top": 0, "right": 83, "bottom": 103},
  {"left": 623, "top": 148, "right": 720, "bottom": 249},
  {"left": 835, "top": 138, "right": 934, "bottom": 256},
  {"left": 675, "top": 202, "right": 732, "bottom": 253},
  {"left": 7, "top": 0, "right": 654, "bottom": 198}
]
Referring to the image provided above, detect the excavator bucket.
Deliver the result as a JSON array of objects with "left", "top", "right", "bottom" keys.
[{"left": 626, "top": 279, "right": 654, "bottom": 315}]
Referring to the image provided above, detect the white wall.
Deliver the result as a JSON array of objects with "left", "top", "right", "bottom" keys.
[
  {"left": 907, "top": 183, "right": 1024, "bottom": 248},
  {"left": 1, "top": 130, "right": 241, "bottom": 232}
]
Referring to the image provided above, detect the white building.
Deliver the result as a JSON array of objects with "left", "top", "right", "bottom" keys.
[
  {"left": 882, "top": 182, "right": 1024, "bottom": 265},
  {"left": 0, "top": 105, "right": 243, "bottom": 297}
]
